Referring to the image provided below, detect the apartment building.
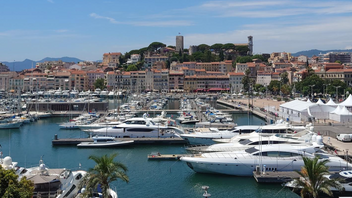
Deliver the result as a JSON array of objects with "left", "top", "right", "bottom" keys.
[
  {"left": 228, "top": 72, "right": 244, "bottom": 93},
  {"left": 87, "top": 69, "right": 105, "bottom": 90},
  {"left": 23, "top": 72, "right": 48, "bottom": 91},
  {"left": 144, "top": 55, "right": 168, "bottom": 68},
  {"left": 169, "top": 70, "right": 184, "bottom": 90},
  {"left": 184, "top": 75, "right": 229, "bottom": 92},
  {"left": 103, "top": 52, "right": 121, "bottom": 66},
  {"left": 256, "top": 71, "right": 272, "bottom": 86},
  {"left": 70, "top": 70, "right": 88, "bottom": 91},
  {"left": 0, "top": 72, "right": 17, "bottom": 91}
]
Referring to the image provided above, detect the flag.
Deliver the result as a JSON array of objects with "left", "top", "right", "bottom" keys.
[{"left": 334, "top": 149, "right": 338, "bottom": 154}]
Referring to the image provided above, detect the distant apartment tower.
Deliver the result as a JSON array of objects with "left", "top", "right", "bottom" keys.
[
  {"left": 248, "top": 36, "right": 253, "bottom": 56},
  {"left": 176, "top": 35, "right": 184, "bottom": 52},
  {"left": 327, "top": 52, "right": 352, "bottom": 63},
  {"left": 189, "top": 45, "right": 198, "bottom": 55}
]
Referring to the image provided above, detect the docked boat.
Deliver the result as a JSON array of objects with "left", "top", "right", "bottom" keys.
[
  {"left": 77, "top": 136, "right": 134, "bottom": 147},
  {"left": 0, "top": 120, "right": 22, "bottom": 129},
  {"left": 180, "top": 116, "right": 200, "bottom": 124},
  {"left": 181, "top": 140, "right": 351, "bottom": 176},
  {"left": 186, "top": 129, "right": 316, "bottom": 153},
  {"left": 17, "top": 158, "right": 87, "bottom": 198},
  {"left": 86, "top": 116, "right": 183, "bottom": 138},
  {"left": 285, "top": 170, "right": 352, "bottom": 196}
]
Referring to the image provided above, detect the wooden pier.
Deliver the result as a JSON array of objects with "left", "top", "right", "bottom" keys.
[
  {"left": 147, "top": 153, "right": 193, "bottom": 160},
  {"left": 253, "top": 171, "right": 300, "bottom": 183},
  {"left": 52, "top": 137, "right": 187, "bottom": 146}
]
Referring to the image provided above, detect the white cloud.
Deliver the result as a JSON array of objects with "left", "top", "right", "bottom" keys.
[
  {"left": 90, "top": 13, "right": 120, "bottom": 24},
  {"left": 47, "top": 0, "right": 54, "bottom": 3},
  {"left": 55, "top": 29, "right": 69, "bottom": 33},
  {"left": 89, "top": 13, "right": 193, "bottom": 27},
  {"left": 183, "top": 16, "right": 352, "bottom": 53},
  {"left": 188, "top": 0, "right": 352, "bottom": 18}
]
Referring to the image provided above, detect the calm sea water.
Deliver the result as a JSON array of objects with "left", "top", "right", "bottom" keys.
[{"left": 0, "top": 100, "right": 299, "bottom": 198}]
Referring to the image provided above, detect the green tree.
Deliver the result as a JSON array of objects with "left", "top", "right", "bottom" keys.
[
  {"left": 192, "top": 52, "right": 204, "bottom": 62},
  {"left": 0, "top": 166, "right": 34, "bottom": 198},
  {"left": 167, "top": 45, "right": 175, "bottom": 49},
  {"left": 293, "top": 156, "right": 342, "bottom": 198},
  {"left": 280, "top": 72, "right": 289, "bottom": 85},
  {"left": 335, "top": 60, "right": 342, "bottom": 64},
  {"left": 210, "top": 43, "right": 223, "bottom": 52},
  {"left": 94, "top": 78, "right": 106, "bottom": 90},
  {"left": 222, "top": 43, "right": 235, "bottom": 50},
  {"left": 219, "top": 50, "right": 224, "bottom": 61},
  {"left": 197, "top": 44, "right": 210, "bottom": 53},
  {"left": 81, "top": 153, "right": 129, "bottom": 198},
  {"left": 254, "top": 84, "right": 264, "bottom": 92},
  {"left": 281, "top": 84, "right": 291, "bottom": 96},
  {"left": 128, "top": 49, "right": 140, "bottom": 55},
  {"left": 252, "top": 54, "right": 267, "bottom": 62},
  {"left": 126, "top": 64, "right": 138, "bottom": 71},
  {"left": 296, "top": 74, "right": 324, "bottom": 96},
  {"left": 268, "top": 80, "right": 281, "bottom": 95},
  {"left": 204, "top": 50, "right": 212, "bottom": 62},
  {"left": 241, "top": 69, "right": 252, "bottom": 92},
  {"left": 236, "top": 45, "right": 250, "bottom": 55},
  {"left": 148, "top": 42, "right": 166, "bottom": 52},
  {"left": 236, "top": 56, "right": 253, "bottom": 63}
]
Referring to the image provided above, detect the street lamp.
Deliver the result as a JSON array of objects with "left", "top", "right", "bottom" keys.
[
  {"left": 334, "top": 86, "right": 341, "bottom": 102},
  {"left": 308, "top": 85, "right": 315, "bottom": 100},
  {"left": 323, "top": 84, "right": 329, "bottom": 99}
]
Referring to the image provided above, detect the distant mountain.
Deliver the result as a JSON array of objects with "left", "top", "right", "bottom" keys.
[
  {"left": 38, "top": 56, "right": 83, "bottom": 63},
  {"left": 292, "top": 49, "right": 352, "bottom": 57},
  {"left": 1, "top": 57, "right": 84, "bottom": 71},
  {"left": 2, "top": 59, "right": 37, "bottom": 71}
]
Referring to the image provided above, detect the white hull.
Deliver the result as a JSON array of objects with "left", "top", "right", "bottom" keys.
[
  {"left": 180, "top": 119, "right": 199, "bottom": 124},
  {"left": 77, "top": 140, "right": 134, "bottom": 147},
  {"left": 182, "top": 156, "right": 350, "bottom": 176},
  {"left": 0, "top": 122, "right": 22, "bottom": 129}
]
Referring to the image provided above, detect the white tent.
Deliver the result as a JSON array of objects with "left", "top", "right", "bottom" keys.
[
  {"left": 339, "top": 94, "right": 352, "bottom": 106},
  {"left": 329, "top": 105, "right": 352, "bottom": 122},
  {"left": 325, "top": 98, "right": 337, "bottom": 106},
  {"left": 316, "top": 99, "right": 324, "bottom": 104},
  {"left": 331, "top": 105, "right": 342, "bottom": 114},
  {"left": 307, "top": 98, "right": 312, "bottom": 103}
]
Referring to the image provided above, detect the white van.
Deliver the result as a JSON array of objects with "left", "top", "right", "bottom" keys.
[{"left": 337, "top": 134, "right": 352, "bottom": 142}]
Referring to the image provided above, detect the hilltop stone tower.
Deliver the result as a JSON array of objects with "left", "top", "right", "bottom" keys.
[{"left": 176, "top": 35, "right": 184, "bottom": 53}]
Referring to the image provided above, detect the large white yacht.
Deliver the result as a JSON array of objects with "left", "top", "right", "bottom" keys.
[
  {"left": 86, "top": 116, "right": 183, "bottom": 138},
  {"left": 181, "top": 121, "right": 306, "bottom": 145},
  {"left": 181, "top": 141, "right": 351, "bottom": 176},
  {"left": 186, "top": 129, "right": 317, "bottom": 153}
]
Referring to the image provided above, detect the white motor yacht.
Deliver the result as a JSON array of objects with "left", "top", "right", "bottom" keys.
[
  {"left": 87, "top": 116, "right": 182, "bottom": 138},
  {"left": 186, "top": 129, "right": 316, "bottom": 153},
  {"left": 181, "top": 141, "right": 351, "bottom": 176}
]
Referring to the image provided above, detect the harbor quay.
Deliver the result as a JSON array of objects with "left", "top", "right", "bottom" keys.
[{"left": 26, "top": 101, "right": 109, "bottom": 112}]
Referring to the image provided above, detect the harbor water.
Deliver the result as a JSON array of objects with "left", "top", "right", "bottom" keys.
[{"left": 0, "top": 100, "right": 299, "bottom": 198}]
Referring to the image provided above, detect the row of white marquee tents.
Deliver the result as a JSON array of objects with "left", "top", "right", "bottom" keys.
[{"left": 278, "top": 94, "right": 352, "bottom": 122}]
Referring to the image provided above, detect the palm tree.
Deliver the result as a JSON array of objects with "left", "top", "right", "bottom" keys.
[
  {"left": 81, "top": 153, "right": 129, "bottom": 198},
  {"left": 292, "top": 156, "right": 342, "bottom": 198}
]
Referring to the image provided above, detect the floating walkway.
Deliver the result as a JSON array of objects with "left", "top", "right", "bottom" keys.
[
  {"left": 253, "top": 171, "right": 300, "bottom": 183},
  {"left": 147, "top": 153, "right": 193, "bottom": 160}
]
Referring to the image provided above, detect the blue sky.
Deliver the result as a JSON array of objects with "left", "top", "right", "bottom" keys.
[{"left": 1, "top": 0, "right": 352, "bottom": 62}]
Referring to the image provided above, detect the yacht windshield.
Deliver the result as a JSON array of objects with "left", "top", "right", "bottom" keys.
[
  {"left": 239, "top": 139, "right": 252, "bottom": 145},
  {"left": 245, "top": 147, "right": 259, "bottom": 154}
]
